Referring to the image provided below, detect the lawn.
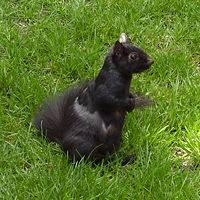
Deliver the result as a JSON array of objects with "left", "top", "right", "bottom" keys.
[{"left": 0, "top": 0, "right": 200, "bottom": 199}]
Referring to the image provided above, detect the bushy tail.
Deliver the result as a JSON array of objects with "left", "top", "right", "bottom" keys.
[
  {"left": 133, "top": 93, "right": 154, "bottom": 109},
  {"left": 33, "top": 81, "right": 91, "bottom": 142}
]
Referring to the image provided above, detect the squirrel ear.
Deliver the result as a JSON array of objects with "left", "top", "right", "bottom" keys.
[
  {"left": 119, "top": 33, "right": 128, "bottom": 43},
  {"left": 113, "top": 41, "right": 124, "bottom": 57}
]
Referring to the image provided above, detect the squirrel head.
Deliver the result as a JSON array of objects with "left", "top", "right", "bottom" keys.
[{"left": 111, "top": 33, "right": 154, "bottom": 75}]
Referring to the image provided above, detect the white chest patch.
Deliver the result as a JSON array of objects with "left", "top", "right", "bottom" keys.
[{"left": 73, "top": 98, "right": 107, "bottom": 132}]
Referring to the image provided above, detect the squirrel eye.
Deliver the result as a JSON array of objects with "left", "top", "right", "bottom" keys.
[{"left": 129, "top": 52, "right": 138, "bottom": 60}]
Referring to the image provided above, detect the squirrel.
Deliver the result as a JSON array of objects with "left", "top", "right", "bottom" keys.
[{"left": 33, "top": 33, "right": 154, "bottom": 165}]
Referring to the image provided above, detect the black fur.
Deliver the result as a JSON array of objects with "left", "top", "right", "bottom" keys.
[{"left": 33, "top": 34, "right": 154, "bottom": 164}]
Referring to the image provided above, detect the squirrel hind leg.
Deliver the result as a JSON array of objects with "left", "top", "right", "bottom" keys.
[{"left": 121, "top": 153, "right": 136, "bottom": 166}]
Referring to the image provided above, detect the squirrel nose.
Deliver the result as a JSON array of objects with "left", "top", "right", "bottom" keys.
[{"left": 147, "top": 58, "right": 154, "bottom": 65}]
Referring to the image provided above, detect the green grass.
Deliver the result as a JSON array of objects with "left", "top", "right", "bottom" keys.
[{"left": 0, "top": 0, "right": 200, "bottom": 199}]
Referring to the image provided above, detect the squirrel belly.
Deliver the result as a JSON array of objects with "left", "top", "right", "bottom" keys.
[{"left": 73, "top": 97, "right": 107, "bottom": 135}]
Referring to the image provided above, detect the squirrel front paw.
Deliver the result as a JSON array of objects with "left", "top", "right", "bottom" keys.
[
  {"left": 125, "top": 97, "right": 135, "bottom": 112},
  {"left": 129, "top": 92, "right": 134, "bottom": 99}
]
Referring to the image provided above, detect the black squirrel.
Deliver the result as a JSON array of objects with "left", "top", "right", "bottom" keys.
[{"left": 33, "top": 33, "right": 154, "bottom": 165}]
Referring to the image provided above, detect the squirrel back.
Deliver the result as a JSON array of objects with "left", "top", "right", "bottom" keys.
[{"left": 33, "top": 33, "right": 154, "bottom": 164}]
